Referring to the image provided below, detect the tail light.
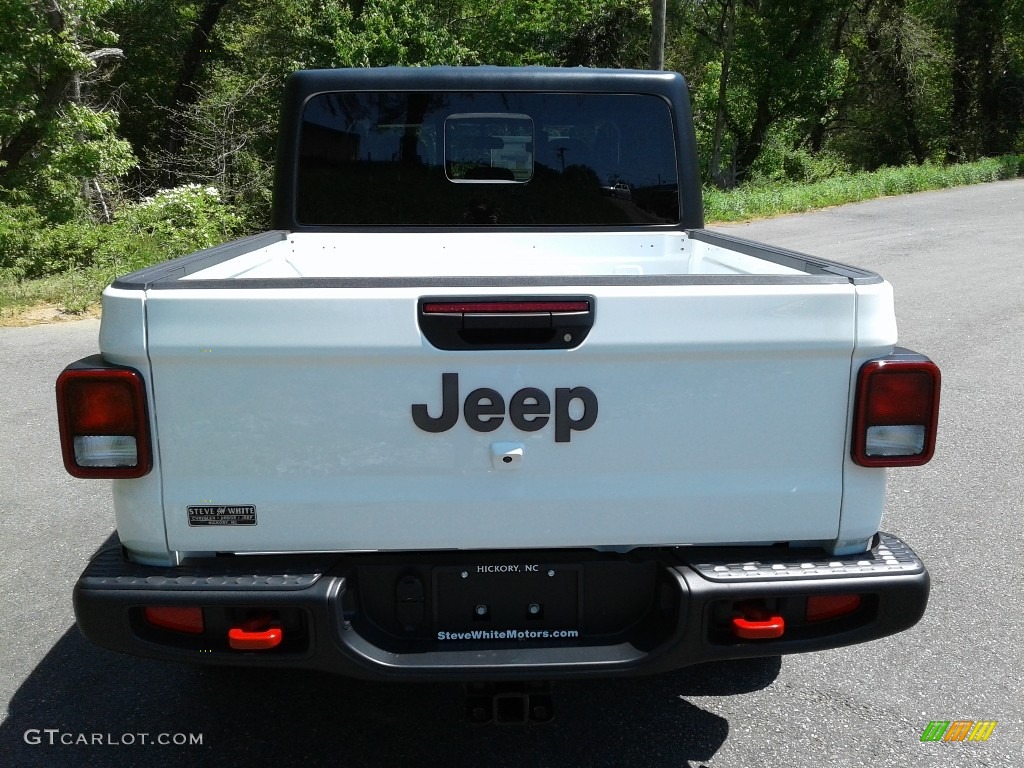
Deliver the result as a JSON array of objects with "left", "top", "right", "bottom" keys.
[
  {"left": 144, "top": 606, "right": 205, "bottom": 634},
  {"left": 56, "top": 357, "right": 152, "bottom": 478},
  {"left": 806, "top": 594, "right": 863, "bottom": 622},
  {"left": 851, "top": 350, "right": 940, "bottom": 467}
]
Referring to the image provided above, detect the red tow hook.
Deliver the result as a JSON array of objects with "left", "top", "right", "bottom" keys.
[
  {"left": 228, "top": 614, "right": 283, "bottom": 651},
  {"left": 731, "top": 602, "right": 785, "bottom": 640}
]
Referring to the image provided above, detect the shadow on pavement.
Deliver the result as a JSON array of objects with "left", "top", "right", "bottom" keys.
[{"left": 2, "top": 619, "right": 781, "bottom": 768}]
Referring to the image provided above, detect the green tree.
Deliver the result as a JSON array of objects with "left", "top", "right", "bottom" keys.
[
  {"left": 683, "top": 0, "right": 849, "bottom": 185},
  {"left": 101, "top": 0, "right": 478, "bottom": 227},
  {"left": 0, "top": 0, "right": 135, "bottom": 221},
  {"left": 454, "top": 0, "right": 650, "bottom": 67},
  {"left": 827, "top": 0, "right": 950, "bottom": 168},
  {"left": 946, "top": 0, "right": 1024, "bottom": 159}
]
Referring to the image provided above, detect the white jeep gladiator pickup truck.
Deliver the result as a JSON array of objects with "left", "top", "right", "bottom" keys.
[{"left": 59, "top": 67, "right": 939, "bottom": 688}]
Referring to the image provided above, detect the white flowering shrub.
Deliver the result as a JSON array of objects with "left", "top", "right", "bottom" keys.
[
  {"left": 117, "top": 184, "right": 242, "bottom": 258},
  {"left": 0, "top": 185, "right": 243, "bottom": 282}
]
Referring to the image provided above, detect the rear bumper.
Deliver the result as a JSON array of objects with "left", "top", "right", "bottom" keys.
[{"left": 74, "top": 533, "right": 928, "bottom": 681}]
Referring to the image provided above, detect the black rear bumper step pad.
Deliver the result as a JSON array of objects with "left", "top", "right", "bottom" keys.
[
  {"left": 79, "top": 546, "right": 330, "bottom": 590},
  {"left": 690, "top": 533, "right": 922, "bottom": 582},
  {"left": 73, "top": 533, "right": 929, "bottom": 681}
]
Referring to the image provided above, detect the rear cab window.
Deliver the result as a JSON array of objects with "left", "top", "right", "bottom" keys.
[{"left": 296, "top": 92, "right": 679, "bottom": 226}]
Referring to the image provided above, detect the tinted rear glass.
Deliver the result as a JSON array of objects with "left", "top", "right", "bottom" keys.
[{"left": 297, "top": 92, "right": 679, "bottom": 226}]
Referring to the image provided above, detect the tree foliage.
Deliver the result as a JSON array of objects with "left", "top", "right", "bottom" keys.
[
  {"left": 0, "top": 0, "right": 135, "bottom": 220},
  {"left": 1, "top": 0, "right": 1022, "bottom": 234}
]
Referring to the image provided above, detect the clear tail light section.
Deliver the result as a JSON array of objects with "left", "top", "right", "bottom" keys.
[
  {"left": 851, "top": 349, "right": 940, "bottom": 467},
  {"left": 56, "top": 356, "right": 152, "bottom": 478}
]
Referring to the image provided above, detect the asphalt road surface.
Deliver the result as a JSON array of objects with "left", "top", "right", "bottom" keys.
[{"left": 2, "top": 181, "right": 1022, "bottom": 767}]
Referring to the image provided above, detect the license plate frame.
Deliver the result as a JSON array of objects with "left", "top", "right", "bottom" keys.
[{"left": 434, "top": 564, "right": 581, "bottom": 635}]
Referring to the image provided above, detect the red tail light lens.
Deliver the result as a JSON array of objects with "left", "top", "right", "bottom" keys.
[
  {"left": 144, "top": 606, "right": 205, "bottom": 634},
  {"left": 56, "top": 360, "right": 152, "bottom": 478},
  {"left": 806, "top": 594, "right": 863, "bottom": 622},
  {"left": 851, "top": 352, "right": 940, "bottom": 467},
  {"left": 422, "top": 301, "right": 590, "bottom": 314}
]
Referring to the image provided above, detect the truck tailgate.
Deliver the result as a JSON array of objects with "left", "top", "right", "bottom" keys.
[{"left": 144, "top": 283, "right": 856, "bottom": 553}]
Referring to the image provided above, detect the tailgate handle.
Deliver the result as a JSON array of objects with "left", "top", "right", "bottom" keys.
[{"left": 418, "top": 297, "right": 594, "bottom": 351}]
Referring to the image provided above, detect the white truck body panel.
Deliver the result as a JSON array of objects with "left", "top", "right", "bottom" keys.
[
  {"left": 181, "top": 231, "right": 806, "bottom": 280},
  {"left": 98, "top": 231, "right": 896, "bottom": 559}
]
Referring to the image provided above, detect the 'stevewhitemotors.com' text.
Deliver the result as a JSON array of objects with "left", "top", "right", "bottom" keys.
[
  {"left": 437, "top": 629, "right": 579, "bottom": 641},
  {"left": 24, "top": 729, "right": 203, "bottom": 747}
]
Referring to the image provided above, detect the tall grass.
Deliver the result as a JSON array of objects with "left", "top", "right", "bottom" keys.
[{"left": 704, "top": 155, "right": 1024, "bottom": 222}]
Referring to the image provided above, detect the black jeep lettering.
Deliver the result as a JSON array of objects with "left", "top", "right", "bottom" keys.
[
  {"left": 411, "top": 372, "right": 460, "bottom": 433},
  {"left": 509, "top": 388, "right": 550, "bottom": 431},
  {"left": 411, "top": 374, "right": 596, "bottom": 441},
  {"left": 464, "top": 388, "right": 505, "bottom": 432}
]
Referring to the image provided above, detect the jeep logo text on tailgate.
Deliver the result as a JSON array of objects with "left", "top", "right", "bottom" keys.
[{"left": 412, "top": 373, "right": 597, "bottom": 442}]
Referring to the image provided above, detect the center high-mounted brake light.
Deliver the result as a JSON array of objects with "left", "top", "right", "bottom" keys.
[
  {"left": 421, "top": 300, "right": 590, "bottom": 314},
  {"left": 56, "top": 358, "right": 152, "bottom": 479},
  {"left": 851, "top": 350, "right": 940, "bottom": 467}
]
